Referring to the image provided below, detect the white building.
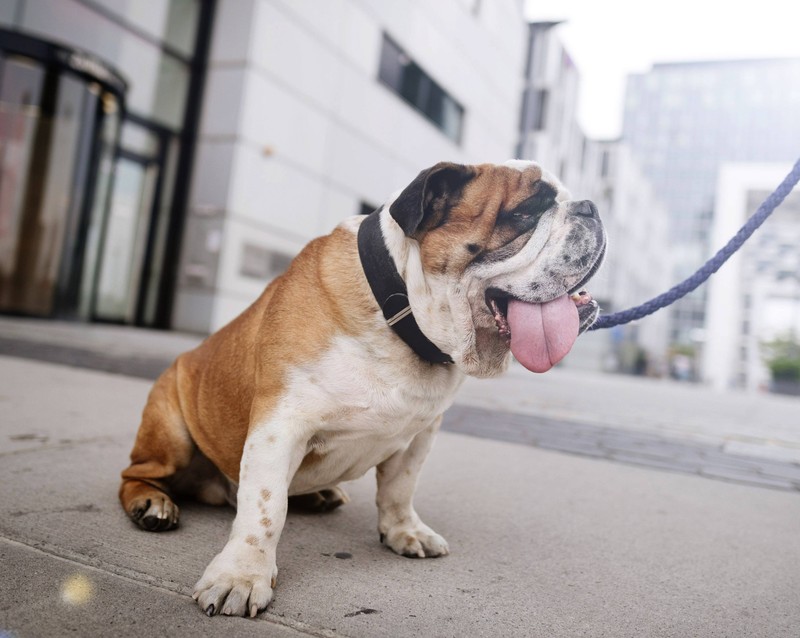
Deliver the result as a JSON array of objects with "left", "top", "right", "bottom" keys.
[
  {"left": 517, "top": 21, "right": 582, "bottom": 183},
  {"left": 622, "top": 59, "right": 800, "bottom": 347},
  {"left": 174, "top": 0, "right": 527, "bottom": 333},
  {"left": 703, "top": 163, "right": 800, "bottom": 392}
]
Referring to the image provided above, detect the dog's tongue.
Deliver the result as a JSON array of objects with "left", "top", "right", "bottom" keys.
[{"left": 508, "top": 295, "right": 579, "bottom": 373}]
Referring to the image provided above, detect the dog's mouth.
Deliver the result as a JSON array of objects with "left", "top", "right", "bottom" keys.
[
  {"left": 484, "top": 283, "right": 599, "bottom": 373},
  {"left": 485, "top": 288, "right": 598, "bottom": 340},
  {"left": 482, "top": 239, "right": 605, "bottom": 373}
]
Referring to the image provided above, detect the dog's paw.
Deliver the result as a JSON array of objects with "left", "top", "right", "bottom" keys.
[
  {"left": 128, "top": 493, "right": 179, "bottom": 532},
  {"left": 192, "top": 546, "right": 277, "bottom": 617},
  {"left": 380, "top": 522, "right": 449, "bottom": 558}
]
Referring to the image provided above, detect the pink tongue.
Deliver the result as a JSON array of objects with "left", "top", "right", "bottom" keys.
[{"left": 508, "top": 295, "right": 579, "bottom": 373}]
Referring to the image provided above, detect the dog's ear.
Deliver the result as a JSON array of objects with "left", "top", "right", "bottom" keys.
[{"left": 389, "top": 162, "right": 475, "bottom": 237}]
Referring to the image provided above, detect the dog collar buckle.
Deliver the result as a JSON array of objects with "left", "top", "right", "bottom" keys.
[{"left": 383, "top": 293, "right": 413, "bottom": 327}]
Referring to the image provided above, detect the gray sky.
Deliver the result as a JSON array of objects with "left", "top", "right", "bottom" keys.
[{"left": 525, "top": 0, "right": 800, "bottom": 138}]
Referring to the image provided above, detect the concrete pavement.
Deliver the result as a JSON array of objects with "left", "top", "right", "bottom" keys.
[
  {"left": 2, "top": 315, "right": 800, "bottom": 479},
  {"left": 459, "top": 362, "right": 800, "bottom": 464},
  {"left": 0, "top": 316, "right": 200, "bottom": 380},
  {"left": 2, "top": 354, "right": 800, "bottom": 637}
]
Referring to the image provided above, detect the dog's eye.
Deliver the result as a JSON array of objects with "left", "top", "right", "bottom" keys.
[{"left": 505, "top": 190, "right": 556, "bottom": 221}]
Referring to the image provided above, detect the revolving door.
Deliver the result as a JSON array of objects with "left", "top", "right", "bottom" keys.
[{"left": 0, "top": 29, "right": 125, "bottom": 319}]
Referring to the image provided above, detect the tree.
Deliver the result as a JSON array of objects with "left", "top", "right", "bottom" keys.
[{"left": 762, "top": 333, "right": 800, "bottom": 382}]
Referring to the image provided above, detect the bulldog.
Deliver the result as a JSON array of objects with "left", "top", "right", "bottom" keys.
[{"left": 119, "top": 160, "right": 606, "bottom": 617}]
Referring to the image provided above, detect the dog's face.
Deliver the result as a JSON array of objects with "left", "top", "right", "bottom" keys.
[{"left": 386, "top": 160, "right": 606, "bottom": 377}]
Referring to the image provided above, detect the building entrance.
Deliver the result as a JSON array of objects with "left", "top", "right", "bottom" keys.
[
  {"left": 0, "top": 30, "right": 126, "bottom": 320},
  {"left": 0, "top": 29, "right": 187, "bottom": 327}
]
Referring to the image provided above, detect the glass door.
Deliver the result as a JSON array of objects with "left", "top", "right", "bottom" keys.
[
  {"left": 0, "top": 29, "right": 125, "bottom": 319},
  {"left": 89, "top": 114, "right": 175, "bottom": 326},
  {"left": 0, "top": 56, "right": 103, "bottom": 315},
  {"left": 0, "top": 52, "right": 47, "bottom": 313},
  {"left": 92, "top": 153, "right": 157, "bottom": 322}
]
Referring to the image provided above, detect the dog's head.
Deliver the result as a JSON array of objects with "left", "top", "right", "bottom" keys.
[{"left": 382, "top": 160, "right": 606, "bottom": 377}]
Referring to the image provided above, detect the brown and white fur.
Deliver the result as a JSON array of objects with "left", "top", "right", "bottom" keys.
[{"left": 119, "top": 160, "right": 606, "bottom": 617}]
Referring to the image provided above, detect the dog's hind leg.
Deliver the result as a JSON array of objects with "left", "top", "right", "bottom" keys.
[
  {"left": 171, "top": 447, "right": 238, "bottom": 508},
  {"left": 288, "top": 486, "right": 350, "bottom": 513},
  {"left": 119, "top": 362, "right": 193, "bottom": 532}
]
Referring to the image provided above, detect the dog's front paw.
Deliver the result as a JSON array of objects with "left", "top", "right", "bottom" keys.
[
  {"left": 192, "top": 545, "right": 278, "bottom": 617},
  {"left": 380, "top": 522, "right": 449, "bottom": 558}
]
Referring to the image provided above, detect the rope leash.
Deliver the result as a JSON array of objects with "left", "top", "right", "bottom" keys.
[{"left": 590, "top": 157, "right": 800, "bottom": 331}]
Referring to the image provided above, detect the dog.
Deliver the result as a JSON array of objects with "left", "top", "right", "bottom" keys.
[{"left": 119, "top": 160, "right": 606, "bottom": 617}]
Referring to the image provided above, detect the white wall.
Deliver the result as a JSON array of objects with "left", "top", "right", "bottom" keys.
[
  {"left": 703, "top": 162, "right": 796, "bottom": 391},
  {"left": 175, "top": 0, "right": 526, "bottom": 332}
]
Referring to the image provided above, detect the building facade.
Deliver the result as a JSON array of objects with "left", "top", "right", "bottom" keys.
[
  {"left": 622, "top": 58, "right": 800, "bottom": 346},
  {"left": 1, "top": 0, "right": 527, "bottom": 333},
  {"left": 517, "top": 21, "right": 582, "bottom": 183},
  {"left": 703, "top": 163, "right": 800, "bottom": 392},
  {"left": 175, "top": 0, "right": 527, "bottom": 332}
]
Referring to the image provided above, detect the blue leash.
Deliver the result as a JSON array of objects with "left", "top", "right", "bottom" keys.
[{"left": 590, "top": 158, "right": 800, "bottom": 331}]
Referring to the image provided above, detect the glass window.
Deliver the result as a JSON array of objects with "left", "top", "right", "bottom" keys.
[
  {"left": 94, "top": 158, "right": 158, "bottom": 320},
  {"left": 152, "top": 52, "right": 190, "bottom": 128},
  {"left": 21, "top": 0, "right": 192, "bottom": 128},
  {"left": 378, "top": 34, "right": 464, "bottom": 144},
  {"left": 141, "top": 137, "right": 180, "bottom": 325},
  {"left": 2, "top": 0, "right": 209, "bottom": 327},
  {"left": 533, "top": 89, "right": 548, "bottom": 131},
  {"left": 97, "top": 0, "right": 199, "bottom": 57},
  {"left": 0, "top": 54, "right": 106, "bottom": 315},
  {"left": 78, "top": 102, "right": 120, "bottom": 319},
  {"left": 0, "top": 54, "right": 46, "bottom": 308},
  {"left": 119, "top": 119, "right": 160, "bottom": 156},
  {"left": 600, "top": 149, "right": 610, "bottom": 177}
]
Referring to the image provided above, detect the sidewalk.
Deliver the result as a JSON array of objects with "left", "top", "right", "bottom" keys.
[
  {"left": 0, "top": 316, "right": 201, "bottom": 380},
  {"left": 2, "top": 355, "right": 799, "bottom": 637},
  {"left": 3, "top": 315, "right": 800, "bottom": 470}
]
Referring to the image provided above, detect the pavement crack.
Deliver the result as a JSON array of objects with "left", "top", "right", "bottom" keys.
[
  {"left": 0, "top": 534, "right": 343, "bottom": 638},
  {"left": 344, "top": 607, "right": 380, "bottom": 618},
  {"left": 0, "top": 435, "right": 122, "bottom": 457},
  {"left": 10, "top": 503, "right": 102, "bottom": 518}
]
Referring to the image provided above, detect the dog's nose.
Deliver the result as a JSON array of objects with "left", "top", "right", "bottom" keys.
[{"left": 572, "top": 200, "right": 598, "bottom": 218}]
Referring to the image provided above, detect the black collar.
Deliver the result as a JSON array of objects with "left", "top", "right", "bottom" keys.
[{"left": 357, "top": 211, "right": 454, "bottom": 365}]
